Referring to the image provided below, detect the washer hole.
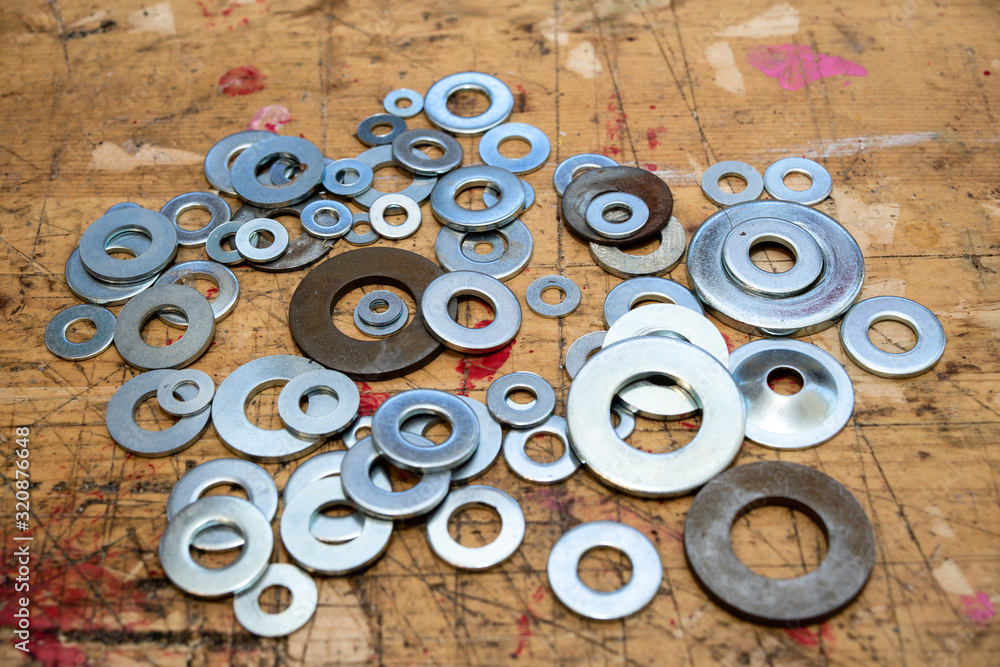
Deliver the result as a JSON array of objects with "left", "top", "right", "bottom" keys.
[
  {"left": 394, "top": 97, "right": 413, "bottom": 109},
  {"left": 448, "top": 503, "right": 502, "bottom": 547},
  {"left": 411, "top": 141, "right": 445, "bottom": 160},
  {"left": 380, "top": 204, "right": 411, "bottom": 227},
  {"left": 297, "top": 387, "right": 339, "bottom": 417},
  {"left": 249, "top": 230, "right": 275, "bottom": 249},
  {"left": 474, "top": 242, "right": 495, "bottom": 255},
  {"left": 313, "top": 206, "right": 348, "bottom": 228},
  {"left": 176, "top": 206, "right": 213, "bottom": 231},
  {"left": 446, "top": 87, "right": 490, "bottom": 118},
  {"left": 730, "top": 502, "right": 828, "bottom": 579},
  {"left": 523, "top": 432, "right": 564, "bottom": 464},
  {"left": 457, "top": 295, "right": 495, "bottom": 327},
  {"left": 353, "top": 222, "right": 372, "bottom": 235},
  {"left": 505, "top": 389, "right": 537, "bottom": 409},
  {"left": 171, "top": 380, "right": 199, "bottom": 402},
  {"left": 578, "top": 547, "right": 632, "bottom": 592},
  {"left": 245, "top": 385, "right": 287, "bottom": 431},
  {"left": 868, "top": 319, "right": 918, "bottom": 353},
  {"left": 371, "top": 165, "right": 414, "bottom": 194},
  {"left": 66, "top": 319, "right": 97, "bottom": 343},
  {"left": 766, "top": 367, "right": 805, "bottom": 395},
  {"left": 540, "top": 286, "right": 566, "bottom": 305},
  {"left": 622, "top": 409, "right": 701, "bottom": 453},
  {"left": 200, "top": 483, "right": 250, "bottom": 503},
  {"left": 602, "top": 202, "right": 633, "bottom": 223},
  {"left": 386, "top": 466, "right": 421, "bottom": 492},
  {"left": 718, "top": 174, "right": 748, "bottom": 194},
  {"left": 369, "top": 122, "right": 396, "bottom": 137},
  {"left": 189, "top": 539, "right": 242, "bottom": 568},
  {"left": 749, "top": 240, "right": 795, "bottom": 274},
  {"left": 258, "top": 584, "right": 294, "bottom": 614},
  {"left": 496, "top": 137, "right": 532, "bottom": 159},
  {"left": 140, "top": 311, "right": 187, "bottom": 347},
  {"left": 782, "top": 171, "right": 814, "bottom": 192},
  {"left": 134, "top": 395, "right": 182, "bottom": 432},
  {"left": 458, "top": 184, "right": 491, "bottom": 211},
  {"left": 354, "top": 425, "right": 372, "bottom": 441}
]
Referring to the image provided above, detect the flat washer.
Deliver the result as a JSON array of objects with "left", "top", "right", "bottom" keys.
[
  {"left": 231, "top": 198, "right": 335, "bottom": 272},
  {"left": 231, "top": 136, "right": 325, "bottom": 207},
  {"left": 589, "top": 216, "right": 686, "bottom": 279},
  {"left": 477, "top": 122, "right": 550, "bottom": 174},
  {"left": 401, "top": 395, "right": 504, "bottom": 483},
  {"left": 159, "top": 496, "right": 272, "bottom": 598},
  {"left": 352, "top": 144, "right": 438, "bottom": 210},
  {"left": 584, "top": 192, "right": 649, "bottom": 240},
  {"left": 461, "top": 231, "right": 505, "bottom": 262},
  {"left": 160, "top": 191, "right": 232, "bottom": 248},
  {"left": 64, "top": 246, "right": 159, "bottom": 306},
  {"left": 548, "top": 521, "right": 662, "bottom": 620},
  {"left": 435, "top": 219, "right": 533, "bottom": 282},
  {"left": 839, "top": 296, "right": 946, "bottom": 378},
  {"left": 341, "top": 437, "right": 451, "bottom": 519},
  {"left": 204, "top": 221, "right": 245, "bottom": 266},
  {"left": 344, "top": 212, "right": 380, "bottom": 246},
  {"left": 356, "top": 113, "right": 407, "bottom": 146},
  {"left": 234, "top": 563, "right": 317, "bottom": 637},
  {"left": 564, "top": 331, "right": 606, "bottom": 379},
  {"left": 355, "top": 290, "right": 405, "bottom": 326},
  {"left": 552, "top": 153, "right": 619, "bottom": 196},
  {"left": 721, "top": 219, "right": 824, "bottom": 297},
  {"left": 44, "top": 304, "right": 116, "bottom": 360},
  {"left": 235, "top": 218, "right": 289, "bottom": 263},
  {"left": 383, "top": 88, "right": 424, "bottom": 118},
  {"left": 424, "top": 71, "right": 514, "bottom": 134},
  {"left": 114, "top": 284, "right": 215, "bottom": 370},
  {"left": 299, "top": 200, "right": 354, "bottom": 239},
  {"left": 420, "top": 271, "right": 521, "bottom": 354},
  {"left": 763, "top": 157, "right": 834, "bottom": 206},
  {"left": 685, "top": 461, "right": 875, "bottom": 625},
  {"left": 166, "top": 458, "right": 278, "bottom": 551},
  {"left": 353, "top": 303, "right": 408, "bottom": 339},
  {"left": 484, "top": 179, "right": 535, "bottom": 211},
  {"left": 323, "top": 158, "right": 374, "bottom": 197},
  {"left": 369, "top": 193, "right": 422, "bottom": 240},
  {"left": 486, "top": 371, "right": 556, "bottom": 428},
  {"left": 106, "top": 370, "right": 211, "bottom": 457},
  {"left": 426, "top": 485, "right": 525, "bottom": 569},
  {"left": 277, "top": 368, "right": 360, "bottom": 438},
  {"left": 156, "top": 368, "right": 215, "bottom": 416},
  {"left": 391, "top": 129, "right": 463, "bottom": 176},
  {"left": 502, "top": 416, "right": 580, "bottom": 484},
  {"left": 342, "top": 415, "right": 373, "bottom": 449},
  {"left": 430, "top": 165, "right": 525, "bottom": 232},
  {"left": 154, "top": 260, "right": 240, "bottom": 326},
  {"left": 561, "top": 166, "right": 673, "bottom": 247},
  {"left": 701, "top": 161, "right": 764, "bottom": 207},
  {"left": 525, "top": 275, "right": 581, "bottom": 319},
  {"left": 203, "top": 130, "right": 277, "bottom": 196},
  {"left": 603, "top": 277, "right": 704, "bottom": 327},
  {"left": 78, "top": 207, "right": 178, "bottom": 283},
  {"left": 371, "top": 389, "right": 479, "bottom": 473},
  {"left": 566, "top": 337, "right": 745, "bottom": 497}
]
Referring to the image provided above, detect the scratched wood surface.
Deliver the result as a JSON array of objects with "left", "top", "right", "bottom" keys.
[{"left": 1, "top": 0, "right": 998, "bottom": 664}]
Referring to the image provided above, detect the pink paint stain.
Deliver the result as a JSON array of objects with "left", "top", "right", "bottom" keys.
[
  {"left": 746, "top": 44, "right": 867, "bottom": 91},
  {"left": 646, "top": 126, "right": 667, "bottom": 150},
  {"left": 961, "top": 592, "right": 995, "bottom": 628},
  {"left": 356, "top": 382, "right": 389, "bottom": 416},
  {"left": 784, "top": 624, "right": 836, "bottom": 654},
  {"left": 247, "top": 104, "right": 292, "bottom": 132},
  {"left": 218, "top": 65, "right": 266, "bottom": 96}
]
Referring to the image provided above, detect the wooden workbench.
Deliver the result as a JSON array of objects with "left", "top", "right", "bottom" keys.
[{"left": 1, "top": 0, "right": 998, "bottom": 664}]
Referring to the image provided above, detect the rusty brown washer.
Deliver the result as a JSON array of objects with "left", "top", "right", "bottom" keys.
[
  {"left": 232, "top": 196, "right": 335, "bottom": 273},
  {"left": 560, "top": 166, "right": 673, "bottom": 247},
  {"left": 288, "top": 247, "right": 456, "bottom": 381}
]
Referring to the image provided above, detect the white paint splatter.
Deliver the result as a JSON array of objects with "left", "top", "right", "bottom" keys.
[
  {"left": 651, "top": 169, "right": 698, "bottom": 185},
  {"left": 926, "top": 506, "right": 956, "bottom": 539},
  {"left": 90, "top": 142, "right": 201, "bottom": 171},
  {"left": 717, "top": 3, "right": 800, "bottom": 38},
  {"left": 565, "top": 42, "right": 602, "bottom": 79},
  {"left": 534, "top": 17, "right": 569, "bottom": 46},
  {"left": 704, "top": 41, "right": 745, "bottom": 95},
  {"left": 760, "top": 132, "right": 938, "bottom": 159},
  {"left": 835, "top": 191, "right": 900, "bottom": 249},
  {"left": 128, "top": 2, "right": 176, "bottom": 34},
  {"left": 933, "top": 559, "right": 975, "bottom": 596}
]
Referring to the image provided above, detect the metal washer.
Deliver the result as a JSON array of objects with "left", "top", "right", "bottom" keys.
[
  {"left": 477, "top": 122, "right": 550, "bottom": 174},
  {"left": 231, "top": 198, "right": 334, "bottom": 273},
  {"left": 352, "top": 144, "right": 438, "bottom": 210},
  {"left": 552, "top": 153, "right": 619, "bottom": 196},
  {"left": 323, "top": 158, "right": 374, "bottom": 197},
  {"left": 420, "top": 271, "right": 521, "bottom": 354},
  {"left": 160, "top": 191, "right": 232, "bottom": 248},
  {"left": 486, "top": 371, "right": 556, "bottom": 428},
  {"left": 204, "top": 221, "right": 246, "bottom": 266},
  {"left": 430, "top": 165, "right": 525, "bottom": 233},
  {"left": 383, "top": 88, "right": 424, "bottom": 118},
  {"left": 114, "top": 284, "right": 216, "bottom": 370},
  {"left": 426, "top": 485, "right": 525, "bottom": 569},
  {"left": 230, "top": 136, "right": 325, "bottom": 207},
  {"left": 64, "top": 246, "right": 159, "bottom": 307},
  {"left": 345, "top": 212, "right": 380, "bottom": 246},
  {"left": 525, "top": 275, "right": 581, "bottom": 318},
  {"left": 369, "top": 193, "right": 422, "bottom": 240},
  {"left": 355, "top": 290, "right": 405, "bottom": 326},
  {"left": 435, "top": 219, "right": 533, "bottom": 282},
  {"left": 353, "top": 301, "right": 409, "bottom": 339},
  {"left": 402, "top": 395, "right": 504, "bottom": 483},
  {"left": 234, "top": 563, "right": 317, "bottom": 637},
  {"left": 299, "top": 200, "right": 354, "bottom": 239},
  {"left": 156, "top": 368, "right": 215, "bottom": 417},
  {"left": 391, "top": 129, "right": 463, "bottom": 176},
  {"left": 356, "top": 113, "right": 407, "bottom": 146},
  {"left": 235, "top": 218, "right": 289, "bottom": 263},
  {"left": 78, "top": 207, "right": 178, "bottom": 284},
  {"left": 203, "top": 130, "right": 277, "bottom": 196},
  {"left": 589, "top": 216, "right": 686, "bottom": 279},
  {"left": 424, "top": 71, "right": 514, "bottom": 134},
  {"left": 340, "top": 437, "right": 451, "bottom": 519},
  {"left": 700, "top": 161, "right": 764, "bottom": 207},
  {"left": 564, "top": 331, "right": 606, "bottom": 379},
  {"left": 502, "top": 416, "right": 580, "bottom": 485},
  {"left": 839, "top": 296, "right": 946, "bottom": 378},
  {"left": 763, "top": 157, "right": 834, "bottom": 206},
  {"left": 371, "top": 389, "right": 480, "bottom": 473},
  {"left": 44, "top": 304, "right": 116, "bottom": 360},
  {"left": 721, "top": 218, "right": 824, "bottom": 297},
  {"left": 106, "top": 370, "right": 211, "bottom": 457},
  {"left": 154, "top": 260, "right": 240, "bottom": 327},
  {"left": 584, "top": 192, "right": 649, "bottom": 240},
  {"left": 603, "top": 277, "right": 704, "bottom": 327},
  {"left": 277, "top": 368, "right": 361, "bottom": 438}
]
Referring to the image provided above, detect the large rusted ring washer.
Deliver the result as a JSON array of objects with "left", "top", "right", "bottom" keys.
[
  {"left": 560, "top": 167, "right": 673, "bottom": 247},
  {"left": 684, "top": 461, "right": 875, "bottom": 626},
  {"left": 289, "top": 247, "right": 456, "bottom": 381}
]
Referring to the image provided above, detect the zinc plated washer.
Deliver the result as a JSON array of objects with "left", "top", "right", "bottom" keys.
[
  {"left": 44, "top": 304, "right": 116, "bottom": 360},
  {"left": 357, "top": 113, "right": 407, "bottom": 146},
  {"left": 352, "top": 144, "right": 438, "bottom": 210},
  {"left": 323, "top": 158, "right": 374, "bottom": 197},
  {"left": 603, "top": 276, "right": 704, "bottom": 327},
  {"left": 391, "top": 129, "right": 463, "bottom": 176},
  {"left": 212, "top": 355, "right": 326, "bottom": 462},
  {"left": 154, "top": 260, "right": 240, "bottom": 327},
  {"left": 235, "top": 218, "right": 289, "bottom": 263},
  {"left": 159, "top": 496, "right": 273, "bottom": 598},
  {"left": 552, "top": 153, "right": 619, "bottom": 196},
  {"left": 584, "top": 192, "right": 649, "bottom": 240},
  {"left": 106, "top": 370, "right": 211, "bottom": 456},
  {"left": 65, "top": 247, "right": 159, "bottom": 306},
  {"left": 701, "top": 161, "right": 764, "bottom": 207},
  {"left": 156, "top": 368, "right": 215, "bottom": 416},
  {"left": 839, "top": 296, "right": 946, "bottom": 378},
  {"left": 477, "top": 122, "right": 550, "bottom": 174},
  {"left": 721, "top": 219, "right": 824, "bottom": 297},
  {"left": 435, "top": 219, "right": 534, "bottom": 282},
  {"left": 353, "top": 303, "right": 408, "bottom": 339},
  {"left": 230, "top": 136, "right": 325, "bottom": 207},
  {"left": 548, "top": 521, "right": 663, "bottom": 620},
  {"left": 299, "top": 200, "right": 354, "bottom": 239},
  {"left": 160, "top": 191, "right": 231, "bottom": 248},
  {"left": 78, "top": 208, "right": 178, "bottom": 284},
  {"left": 430, "top": 165, "right": 526, "bottom": 232},
  {"left": 341, "top": 437, "right": 451, "bottom": 519},
  {"left": 371, "top": 390, "right": 480, "bottom": 473},
  {"left": 344, "top": 212, "right": 380, "bottom": 246},
  {"left": 369, "top": 193, "right": 422, "bottom": 240},
  {"left": 204, "top": 130, "right": 277, "bottom": 196},
  {"left": 685, "top": 461, "right": 875, "bottom": 625},
  {"left": 231, "top": 198, "right": 335, "bottom": 272},
  {"left": 589, "top": 216, "right": 687, "bottom": 279},
  {"left": 403, "top": 395, "right": 504, "bottom": 483},
  {"left": 525, "top": 275, "right": 581, "bottom": 319},
  {"left": 564, "top": 331, "right": 606, "bottom": 379},
  {"left": 114, "top": 285, "right": 216, "bottom": 370},
  {"left": 566, "top": 337, "right": 746, "bottom": 497},
  {"left": 281, "top": 475, "right": 394, "bottom": 574},
  {"left": 166, "top": 458, "right": 278, "bottom": 551},
  {"left": 424, "top": 71, "right": 514, "bottom": 134},
  {"left": 502, "top": 416, "right": 580, "bottom": 484},
  {"left": 487, "top": 371, "right": 556, "bottom": 428},
  {"left": 234, "top": 563, "right": 317, "bottom": 637},
  {"left": 420, "top": 271, "right": 521, "bottom": 354},
  {"left": 356, "top": 290, "right": 405, "bottom": 326},
  {"left": 462, "top": 232, "right": 505, "bottom": 263},
  {"left": 484, "top": 179, "right": 535, "bottom": 212},
  {"left": 763, "top": 157, "right": 834, "bottom": 206},
  {"left": 426, "top": 485, "right": 525, "bottom": 569},
  {"left": 277, "top": 369, "right": 361, "bottom": 438},
  {"left": 342, "top": 415, "right": 372, "bottom": 449},
  {"left": 384, "top": 88, "right": 424, "bottom": 118},
  {"left": 205, "top": 221, "right": 245, "bottom": 265},
  {"left": 729, "top": 339, "right": 854, "bottom": 449}
]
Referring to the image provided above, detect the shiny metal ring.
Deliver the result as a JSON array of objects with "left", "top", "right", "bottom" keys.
[
  {"left": 154, "top": 260, "right": 240, "bottom": 327},
  {"left": 235, "top": 218, "right": 289, "bottom": 263},
  {"left": 277, "top": 368, "right": 360, "bottom": 438},
  {"left": 231, "top": 136, "right": 325, "bottom": 207},
  {"left": 356, "top": 113, "right": 407, "bottom": 146},
  {"left": 564, "top": 331, "right": 606, "bottom": 379},
  {"left": 402, "top": 395, "right": 504, "bottom": 483},
  {"left": 344, "top": 212, "right": 380, "bottom": 246},
  {"left": 603, "top": 276, "right": 704, "bottom": 327},
  {"left": 430, "top": 165, "right": 525, "bottom": 232},
  {"left": 584, "top": 192, "right": 649, "bottom": 240},
  {"left": 341, "top": 437, "right": 451, "bottom": 519},
  {"left": 525, "top": 275, "right": 581, "bottom": 318},
  {"left": 156, "top": 368, "right": 215, "bottom": 417},
  {"left": 552, "top": 153, "right": 619, "bottom": 196},
  {"left": 204, "top": 130, "right": 276, "bottom": 196},
  {"left": 721, "top": 218, "right": 824, "bottom": 297},
  {"left": 763, "top": 157, "right": 833, "bottom": 206},
  {"left": 391, "top": 129, "right": 463, "bottom": 176},
  {"left": 435, "top": 219, "right": 533, "bottom": 282},
  {"left": 44, "top": 304, "right": 116, "bottom": 360},
  {"left": 113, "top": 285, "right": 215, "bottom": 370},
  {"left": 356, "top": 290, "right": 405, "bottom": 326},
  {"left": 426, "top": 485, "right": 525, "bottom": 569},
  {"left": 487, "top": 371, "right": 556, "bottom": 428},
  {"left": 231, "top": 198, "right": 334, "bottom": 273},
  {"left": 384, "top": 88, "right": 424, "bottom": 118},
  {"left": 589, "top": 216, "right": 687, "bottom": 279},
  {"left": 462, "top": 232, "right": 505, "bottom": 262},
  {"left": 424, "top": 72, "right": 514, "bottom": 134},
  {"left": 64, "top": 246, "right": 159, "bottom": 306},
  {"left": 700, "top": 161, "right": 764, "bottom": 207},
  {"left": 160, "top": 191, "right": 232, "bottom": 248},
  {"left": 839, "top": 296, "right": 945, "bottom": 378},
  {"left": 234, "top": 563, "right": 317, "bottom": 637},
  {"left": 352, "top": 144, "right": 438, "bottom": 210},
  {"left": 353, "top": 302, "right": 409, "bottom": 338},
  {"left": 78, "top": 207, "right": 178, "bottom": 284},
  {"left": 484, "top": 179, "right": 535, "bottom": 212},
  {"left": 371, "top": 389, "right": 479, "bottom": 473},
  {"left": 502, "top": 416, "right": 580, "bottom": 484},
  {"left": 204, "top": 221, "right": 246, "bottom": 265},
  {"left": 477, "top": 122, "right": 550, "bottom": 174},
  {"left": 106, "top": 370, "right": 210, "bottom": 457},
  {"left": 369, "top": 193, "right": 422, "bottom": 240},
  {"left": 323, "top": 158, "right": 374, "bottom": 197},
  {"left": 299, "top": 200, "right": 354, "bottom": 239},
  {"left": 421, "top": 271, "right": 521, "bottom": 354},
  {"left": 341, "top": 415, "right": 372, "bottom": 449}
]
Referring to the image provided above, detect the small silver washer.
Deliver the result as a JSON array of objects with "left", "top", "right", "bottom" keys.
[
  {"left": 204, "top": 221, "right": 245, "bottom": 265},
  {"left": 430, "top": 165, "right": 525, "bottom": 232},
  {"left": 426, "top": 485, "right": 525, "bottom": 569},
  {"left": 156, "top": 368, "right": 215, "bottom": 416},
  {"left": 159, "top": 191, "right": 232, "bottom": 248},
  {"left": 371, "top": 389, "right": 480, "bottom": 473},
  {"left": 230, "top": 136, "right": 325, "bottom": 208},
  {"left": 700, "top": 161, "right": 764, "bottom": 207},
  {"left": 384, "top": 88, "right": 424, "bottom": 118},
  {"left": 421, "top": 271, "right": 521, "bottom": 354},
  {"left": 424, "top": 72, "right": 514, "bottom": 134},
  {"left": 113, "top": 284, "right": 216, "bottom": 370},
  {"left": 344, "top": 212, "right": 381, "bottom": 246},
  {"left": 356, "top": 113, "right": 407, "bottom": 146},
  {"left": 839, "top": 296, "right": 946, "bottom": 378},
  {"left": 391, "top": 129, "right": 463, "bottom": 176},
  {"left": 763, "top": 157, "right": 834, "bottom": 206},
  {"left": 721, "top": 218, "right": 824, "bottom": 297},
  {"left": 525, "top": 275, "right": 581, "bottom": 319},
  {"left": 486, "top": 371, "right": 556, "bottom": 429},
  {"left": 299, "top": 200, "right": 354, "bottom": 239},
  {"left": 603, "top": 277, "right": 704, "bottom": 327},
  {"left": 356, "top": 290, "right": 405, "bottom": 326},
  {"left": 502, "top": 416, "right": 580, "bottom": 484},
  {"left": 552, "top": 153, "right": 619, "bottom": 196},
  {"left": 64, "top": 246, "right": 159, "bottom": 307},
  {"left": 477, "top": 122, "right": 550, "bottom": 174},
  {"left": 234, "top": 563, "right": 318, "bottom": 637},
  {"left": 369, "top": 193, "right": 422, "bottom": 240},
  {"left": 589, "top": 216, "right": 687, "bottom": 279},
  {"left": 351, "top": 144, "right": 438, "bottom": 210},
  {"left": 584, "top": 192, "right": 649, "bottom": 240},
  {"left": 564, "top": 331, "right": 606, "bottom": 379},
  {"left": 436, "top": 219, "right": 534, "bottom": 282},
  {"left": 323, "top": 158, "right": 374, "bottom": 197},
  {"left": 353, "top": 302, "right": 409, "bottom": 339},
  {"left": 340, "top": 437, "right": 451, "bottom": 519},
  {"left": 44, "top": 304, "right": 116, "bottom": 360},
  {"left": 154, "top": 260, "right": 240, "bottom": 326},
  {"left": 235, "top": 218, "right": 290, "bottom": 263},
  {"left": 203, "top": 130, "right": 276, "bottom": 196},
  {"left": 277, "top": 369, "right": 360, "bottom": 438}
]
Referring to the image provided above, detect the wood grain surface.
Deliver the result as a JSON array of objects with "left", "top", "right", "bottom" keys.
[{"left": 1, "top": 0, "right": 998, "bottom": 664}]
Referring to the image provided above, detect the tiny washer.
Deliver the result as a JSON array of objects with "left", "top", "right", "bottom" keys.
[
  {"left": 548, "top": 521, "right": 663, "bottom": 620},
  {"left": 685, "top": 461, "right": 875, "bottom": 625},
  {"left": 700, "top": 161, "right": 764, "bottom": 207},
  {"left": 552, "top": 153, "right": 619, "bottom": 196},
  {"left": 730, "top": 339, "right": 854, "bottom": 449},
  {"left": 502, "top": 416, "right": 580, "bottom": 484},
  {"left": 352, "top": 144, "right": 438, "bottom": 210},
  {"left": 721, "top": 219, "right": 824, "bottom": 297},
  {"left": 369, "top": 193, "right": 422, "bottom": 240},
  {"left": 564, "top": 331, "right": 606, "bottom": 379},
  {"left": 424, "top": 71, "right": 514, "bottom": 135},
  {"left": 158, "top": 496, "right": 272, "bottom": 598},
  {"left": 584, "top": 192, "right": 649, "bottom": 240},
  {"left": 420, "top": 271, "right": 521, "bottom": 354},
  {"left": 486, "top": 371, "right": 556, "bottom": 428},
  {"left": 561, "top": 166, "right": 673, "bottom": 248},
  {"left": 353, "top": 302, "right": 409, "bottom": 339},
  {"left": 589, "top": 216, "right": 687, "bottom": 279},
  {"left": 763, "top": 157, "right": 834, "bottom": 206},
  {"left": 355, "top": 290, "right": 405, "bottom": 327},
  {"left": 341, "top": 415, "right": 373, "bottom": 449},
  {"left": 44, "top": 304, "right": 116, "bottom": 361},
  {"left": 280, "top": 475, "right": 393, "bottom": 574},
  {"left": 78, "top": 207, "right": 178, "bottom": 284},
  {"left": 323, "top": 158, "right": 374, "bottom": 197},
  {"left": 345, "top": 212, "right": 380, "bottom": 246},
  {"left": 391, "top": 128, "right": 463, "bottom": 176},
  {"left": 426, "top": 485, "right": 525, "bottom": 569},
  {"left": 154, "top": 260, "right": 240, "bottom": 326},
  {"left": 204, "top": 130, "right": 277, "bottom": 196},
  {"left": 235, "top": 218, "right": 290, "bottom": 263},
  {"left": 166, "top": 458, "right": 277, "bottom": 551},
  {"left": 204, "top": 221, "right": 245, "bottom": 266},
  {"left": 340, "top": 437, "right": 451, "bottom": 519},
  {"left": 484, "top": 179, "right": 535, "bottom": 211},
  {"left": 230, "top": 198, "right": 334, "bottom": 273},
  {"left": 383, "top": 88, "right": 424, "bottom": 118},
  {"left": 159, "top": 191, "right": 232, "bottom": 248},
  {"left": 156, "top": 368, "right": 215, "bottom": 417},
  {"left": 603, "top": 276, "right": 704, "bottom": 327},
  {"left": 106, "top": 370, "right": 211, "bottom": 456},
  {"left": 277, "top": 368, "right": 361, "bottom": 438},
  {"left": 435, "top": 218, "right": 534, "bottom": 282},
  {"left": 64, "top": 246, "right": 159, "bottom": 307},
  {"left": 299, "top": 200, "right": 354, "bottom": 239},
  {"left": 477, "top": 122, "right": 550, "bottom": 175},
  {"left": 230, "top": 136, "right": 325, "bottom": 207},
  {"left": 371, "top": 389, "right": 479, "bottom": 473},
  {"left": 114, "top": 284, "right": 216, "bottom": 370},
  {"left": 839, "top": 296, "right": 946, "bottom": 378},
  {"left": 430, "top": 165, "right": 525, "bottom": 232},
  {"left": 525, "top": 275, "right": 582, "bottom": 319},
  {"left": 234, "top": 563, "right": 317, "bottom": 637},
  {"left": 461, "top": 232, "right": 505, "bottom": 263},
  {"left": 356, "top": 113, "right": 407, "bottom": 147}
]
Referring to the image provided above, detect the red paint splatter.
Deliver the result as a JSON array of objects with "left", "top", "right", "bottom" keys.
[
  {"left": 746, "top": 45, "right": 867, "bottom": 91},
  {"left": 205, "top": 287, "right": 219, "bottom": 298},
  {"left": 645, "top": 163, "right": 657, "bottom": 171},
  {"left": 511, "top": 614, "right": 533, "bottom": 658},
  {"left": 961, "top": 592, "right": 995, "bottom": 627},
  {"left": 196, "top": 0, "right": 216, "bottom": 17},
  {"left": 600, "top": 145, "right": 622, "bottom": 157},
  {"left": 356, "top": 382, "right": 389, "bottom": 416},
  {"left": 679, "top": 421, "right": 698, "bottom": 429},
  {"left": 524, "top": 486, "right": 576, "bottom": 516},
  {"left": 222, "top": 5, "right": 235, "bottom": 15},
  {"left": 646, "top": 126, "right": 667, "bottom": 149},
  {"left": 531, "top": 585, "right": 545, "bottom": 602},
  {"left": 784, "top": 624, "right": 836, "bottom": 654},
  {"left": 649, "top": 104, "right": 656, "bottom": 109},
  {"left": 455, "top": 337, "right": 514, "bottom": 392},
  {"left": 605, "top": 114, "right": 628, "bottom": 140},
  {"left": 720, "top": 332, "right": 738, "bottom": 352},
  {"left": 218, "top": 65, "right": 266, "bottom": 96},
  {"left": 985, "top": 71, "right": 992, "bottom": 76},
  {"left": 247, "top": 104, "right": 292, "bottom": 132}
]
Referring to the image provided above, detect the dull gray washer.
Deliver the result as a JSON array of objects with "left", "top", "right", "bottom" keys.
[{"left": 114, "top": 284, "right": 216, "bottom": 370}]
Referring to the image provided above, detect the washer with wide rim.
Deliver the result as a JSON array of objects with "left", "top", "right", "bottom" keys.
[
  {"left": 277, "top": 368, "right": 360, "bottom": 438},
  {"left": 78, "top": 207, "right": 178, "bottom": 284},
  {"left": 763, "top": 157, "right": 834, "bottom": 206},
  {"left": 369, "top": 193, "right": 422, "bottom": 240},
  {"left": 204, "top": 130, "right": 277, "bottom": 196},
  {"left": 502, "top": 416, "right": 580, "bottom": 484},
  {"left": 525, "top": 275, "right": 581, "bottom": 319},
  {"left": 391, "top": 128, "right": 463, "bottom": 176},
  {"left": 424, "top": 72, "right": 514, "bottom": 135},
  {"left": 233, "top": 563, "right": 317, "bottom": 637},
  {"left": 356, "top": 113, "right": 407, "bottom": 147},
  {"left": 65, "top": 246, "right": 160, "bottom": 306},
  {"left": 721, "top": 218, "right": 824, "bottom": 297},
  {"left": 160, "top": 191, "right": 232, "bottom": 248},
  {"left": 553, "top": 153, "right": 619, "bottom": 196},
  {"left": 486, "top": 371, "right": 556, "bottom": 428},
  {"left": 700, "top": 161, "right": 764, "bottom": 207},
  {"left": 383, "top": 88, "right": 424, "bottom": 118},
  {"left": 603, "top": 276, "right": 704, "bottom": 327},
  {"left": 435, "top": 219, "right": 533, "bottom": 282},
  {"left": 154, "top": 260, "right": 240, "bottom": 327},
  {"left": 420, "top": 271, "right": 521, "bottom": 354},
  {"left": 430, "top": 165, "right": 525, "bottom": 232},
  {"left": 231, "top": 136, "right": 325, "bottom": 207},
  {"left": 477, "top": 122, "right": 550, "bottom": 174},
  {"left": 426, "top": 485, "right": 525, "bottom": 569},
  {"left": 235, "top": 218, "right": 289, "bottom": 263},
  {"left": 45, "top": 304, "right": 116, "bottom": 361},
  {"left": 204, "top": 221, "right": 246, "bottom": 266},
  {"left": 352, "top": 144, "right": 438, "bottom": 210},
  {"left": 589, "top": 216, "right": 687, "bottom": 279},
  {"left": 839, "top": 296, "right": 946, "bottom": 378},
  {"left": 340, "top": 437, "right": 451, "bottom": 519},
  {"left": 299, "top": 200, "right": 354, "bottom": 239},
  {"left": 323, "top": 158, "right": 374, "bottom": 197},
  {"left": 114, "top": 284, "right": 216, "bottom": 370},
  {"left": 156, "top": 368, "right": 215, "bottom": 417},
  {"left": 561, "top": 166, "right": 673, "bottom": 248},
  {"left": 371, "top": 389, "right": 479, "bottom": 473}
]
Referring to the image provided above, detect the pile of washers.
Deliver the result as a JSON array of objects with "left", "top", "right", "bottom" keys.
[{"left": 44, "top": 70, "right": 949, "bottom": 632}]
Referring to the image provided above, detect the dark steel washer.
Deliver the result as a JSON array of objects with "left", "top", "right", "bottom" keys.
[
  {"left": 684, "top": 461, "right": 875, "bottom": 626},
  {"left": 356, "top": 113, "right": 407, "bottom": 147},
  {"left": 561, "top": 167, "right": 673, "bottom": 247},
  {"left": 231, "top": 197, "right": 335, "bottom": 273},
  {"left": 288, "top": 247, "right": 457, "bottom": 381}
]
